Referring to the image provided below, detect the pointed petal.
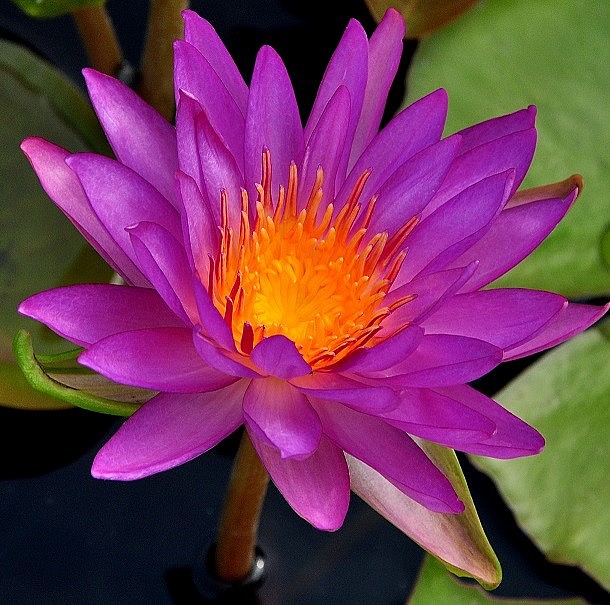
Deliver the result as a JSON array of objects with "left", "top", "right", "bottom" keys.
[
  {"left": 19, "top": 284, "right": 183, "bottom": 346},
  {"left": 243, "top": 378, "right": 321, "bottom": 459},
  {"left": 249, "top": 432, "right": 350, "bottom": 531},
  {"left": 193, "top": 330, "right": 261, "bottom": 378},
  {"left": 192, "top": 280, "right": 235, "bottom": 349},
  {"left": 79, "top": 327, "right": 236, "bottom": 393},
  {"left": 92, "top": 381, "right": 247, "bottom": 480},
  {"left": 250, "top": 335, "right": 311, "bottom": 379}
]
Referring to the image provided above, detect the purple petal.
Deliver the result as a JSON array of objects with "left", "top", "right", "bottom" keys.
[
  {"left": 182, "top": 10, "right": 248, "bottom": 113},
  {"left": 245, "top": 45, "right": 304, "bottom": 206},
  {"left": 128, "top": 221, "right": 198, "bottom": 325},
  {"left": 250, "top": 335, "right": 311, "bottom": 379},
  {"left": 192, "top": 279, "right": 236, "bottom": 349},
  {"left": 422, "top": 289, "right": 567, "bottom": 352},
  {"left": 79, "top": 327, "right": 236, "bottom": 393},
  {"left": 434, "top": 385, "right": 545, "bottom": 458},
  {"left": 243, "top": 378, "right": 321, "bottom": 459},
  {"left": 92, "top": 381, "right": 247, "bottom": 480},
  {"left": 19, "top": 284, "right": 183, "bottom": 346},
  {"left": 174, "top": 40, "right": 245, "bottom": 171},
  {"left": 83, "top": 69, "right": 178, "bottom": 207},
  {"left": 314, "top": 401, "right": 463, "bottom": 513},
  {"left": 350, "top": 8, "right": 405, "bottom": 165},
  {"left": 249, "top": 433, "right": 350, "bottom": 531},
  {"left": 504, "top": 302, "right": 609, "bottom": 360},
  {"left": 175, "top": 92, "right": 205, "bottom": 196},
  {"left": 20, "top": 138, "right": 147, "bottom": 286},
  {"left": 193, "top": 330, "right": 261, "bottom": 378}
]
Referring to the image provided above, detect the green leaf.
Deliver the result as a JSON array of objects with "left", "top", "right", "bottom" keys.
[
  {"left": 471, "top": 323, "right": 610, "bottom": 590},
  {"left": 408, "top": 555, "right": 585, "bottom": 604},
  {"left": 11, "top": 0, "right": 105, "bottom": 19},
  {"left": 348, "top": 441, "right": 502, "bottom": 589},
  {"left": 13, "top": 330, "right": 148, "bottom": 417},
  {"left": 406, "top": 0, "right": 610, "bottom": 297}
]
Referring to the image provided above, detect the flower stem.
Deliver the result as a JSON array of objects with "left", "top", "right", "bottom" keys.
[
  {"left": 72, "top": 5, "right": 122, "bottom": 76},
  {"left": 138, "top": 0, "right": 189, "bottom": 120},
  {"left": 215, "top": 431, "right": 269, "bottom": 584}
]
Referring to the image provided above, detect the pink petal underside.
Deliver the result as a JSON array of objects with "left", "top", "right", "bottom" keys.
[
  {"left": 245, "top": 45, "right": 304, "bottom": 208},
  {"left": 18, "top": 284, "right": 183, "bottom": 347},
  {"left": 249, "top": 432, "right": 350, "bottom": 531},
  {"left": 175, "top": 170, "right": 218, "bottom": 281},
  {"left": 20, "top": 138, "right": 147, "bottom": 286},
  {"left": 396, "top": 170, "right": 514, "bottom": 284},
  {"left": 65, "top": 153, "right": 182, "bottom": 271},
  {"left": 504, "top": 301, "right": 609, "bottom": 361},
  {"left": 365, "top": 334, "right": 502, "bottom": 388},
  {"left": 450, "top": 190, "right": 578, "bottom": 292},
  {"left": 193, "top": 329, "right": 261, "bottom": 378},
  {"left": 182, "top": 10, "right": 248, "bottom": 114},
  {"left": 304, "top": 18, "right": 368, "bottom": 184},
  {"left": 381, "top": 387, "right": 496, "bottom": 447},
  {"left": 79, "top": 327, "right": 237, "bottom": 393},
  {"left": 368, "top": 135, "right": 462, "bottom": 236},
  {"left": 243, "top": 378, "right": 322, "bottom": 459},
  {"left": 349, "top": 8, "right": 405, "bottom": 167},
  {"left": 426, "top": 128, "right": 537, "bottom": 217},
  {"left": 83, "top": 69, "right": 179, "bottom": 207},
  {"left": 174, "top": 40, "right": 245, "bottom": 172},
  {"left": 250, "top": 335, "right": 311, "bottom": 379},
  {"left": 313, "top": 400, "right": 462, "bottom": 513},
  {"left": 422, "top": 288, "right": 567, "bottom": 352},
  {"left": 335, "top": 88, "right": 447, "bottom": 213},
  {"left": 290, "top": 372, "right": 397, "bottom": 414},
  {"left": 127, "top": 221, "right": 198, "bottom": 325},
  {"left": 298, "top": 85, "right": 351, "bottom": 211},
  {"left": 92, "top": 380, "right": 247, "bottom": 480},
  {"left": 433, "top": 385, "right": 545, "bottom": 458},
  {"left": 335, "top": 325, "right": 424, "bottom": 374}
]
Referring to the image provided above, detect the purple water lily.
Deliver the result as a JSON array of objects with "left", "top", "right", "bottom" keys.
[{"left": 19, "top": 8, "right": 607, "bottom": 534}]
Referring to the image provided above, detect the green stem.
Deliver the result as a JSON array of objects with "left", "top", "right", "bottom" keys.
[
  {"left": 72, "top": 5, "right": 122, "bottom": 76},
  {"left": 215, "top": 431, "right": 269, "bottom": 584},
  {"left": 138, "top": 0, "right": 189, "bottom": 120}
]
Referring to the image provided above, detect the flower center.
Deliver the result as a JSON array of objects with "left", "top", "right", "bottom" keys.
[{"left": 208, "top": 150, "right": 416, "bottom": 370}]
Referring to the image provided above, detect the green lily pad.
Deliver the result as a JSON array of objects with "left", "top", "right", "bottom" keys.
[
  {"left": 11, "top": 0, "right": 104, "bottom": 19},
  {"left": 471, "top": 323, "right": 610, "bottom": 590},
  {"left": 408, "top": 555, "right": 585, "bottom": 604},
  {"left": 406, "top": 0, "right": 610, "bottom": 298}
]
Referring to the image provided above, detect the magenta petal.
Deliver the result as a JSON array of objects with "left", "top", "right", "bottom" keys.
[
  {"left": 422, "top": 289, "right": 567, "bottom": 352},
  {"left": 19, "top": 284, "right": 183, "bottom": 346},
  {"left": 434, "top": 385, "right": 545, "bottom": 458},
  {"left": 504, "top": 301, "right": 609, "bottom": 360},
  {"left": 83, "top": 69, "right": 178, "bottom": 207},
  {"left": 92, "top": 381, "right": 247, "bottom": 480},
  {"left": 79, "top": 327, "right": 236, "bottom": 393},
  {"left": 182, "top": 10, "right": 248, "bottom": 113},
  {"left": 249, "top": 433, "right": 350, "bottom": 531},
  {"left": 250, "top": 335, "right": 311, "bottom": 379},
  {"left": 290, "top": 372, "right": 397, "bottom": 413},
  {"left": 314, "top": 401, "right": 463, "bottom": 513},
  {"left": 193, "top": 330, "right": 261, "bottom": 378},
  {"left": 192, "top": 280, "right": 235, "bottom": 350},
  {"left": 245, "top": 45, "right": 304, "bottom": 205},
  {"left": 382, "top": 388, "right": 496, "bottom": 447},
  {"left": 20, "top": 138, "right": 147, "bottom": 286},
  {"left": 128, "top": 221, "right": 198, "bottom": 325},
  {"left": 243, "top": 378, "right": 321, "bottom": 459}
]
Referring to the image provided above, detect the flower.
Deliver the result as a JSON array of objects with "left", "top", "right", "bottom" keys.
[{"left": 19, "top": 9, "right": 607, "bottom": 534}]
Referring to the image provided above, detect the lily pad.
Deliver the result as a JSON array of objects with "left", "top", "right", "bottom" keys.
[
  {"left": 472, "top": 323, "right": 610, "bottom": 590},
  {"left": 408, "top": 555, "right": 585, "bottom": 604},
  {"left": 11, "top": 0, "right": 104, "bottom": 19},
  {"left": 406, "top": 0, "right": 610, "bottom": 298}
]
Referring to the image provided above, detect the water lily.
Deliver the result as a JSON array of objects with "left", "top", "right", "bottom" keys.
[{"left": 19, "top": 7, "right": 606, "bottom": 547}]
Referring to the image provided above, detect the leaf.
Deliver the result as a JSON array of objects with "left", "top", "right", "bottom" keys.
[
  {"left": 365, "top": 0, "right": 479, "bottom": 39},
  {"left": 11, "top": 0, "right": 105, "bottom": 19},
  {"left": 471, "top": 323, "right": 610, "bottom": 590},
  {"left": 13, "top": 330, "right": 149, "bottom": 417},
  {"left": 408, "top": 555, "right": 585, "bottom": 604},
  {"left": 348, "top": 441, "right": 502, "bottom": 589},
  {"left": 406, "top": 0, "right": 610, "bottom": 298}
]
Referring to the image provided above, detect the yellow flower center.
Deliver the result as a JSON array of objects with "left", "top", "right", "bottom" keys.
[{"left": 208, "top": 150, "right": 416, "bottom": 370}]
